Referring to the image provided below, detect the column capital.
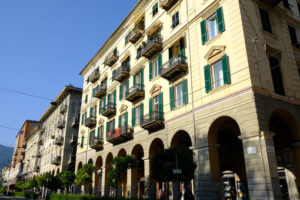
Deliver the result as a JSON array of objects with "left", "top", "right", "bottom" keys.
[{"left": 238, "top": 131, "right": 275, "bottom": 140}]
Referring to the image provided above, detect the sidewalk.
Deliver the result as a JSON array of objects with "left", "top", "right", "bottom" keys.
[{"left": 0, "top": 196, "right": 28, "bottom": 200}]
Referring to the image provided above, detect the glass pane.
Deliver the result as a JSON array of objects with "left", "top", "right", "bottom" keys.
[
  {"left": 135, "top": 107, "right": 140, "bottom": 124},
  {"left": 153, "top": 58, "right": 159, "bottom": 77},
  {"left": 176, "top": 83, "right": 183, "bottom": 107},
  {"left": 213, "top": 61, "right": 224, "bottom": 88},
  {"left": 208, "top": 15, "right": 217, "bottom": 39},
  {"left": 153, "top": 96, "right": 159, "bottom": 111}
]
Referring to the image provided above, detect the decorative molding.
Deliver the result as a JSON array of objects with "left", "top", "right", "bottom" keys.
[
  {"left": 80, "top": 130, "right": 85, "bottom": 134},
  {"left": 98, "top": 118, "right": 104, "bottom": 125},
  {"left": 119, "top": 104, "right": 128, "bottom": 113},
  {"left": 150, "top": 84, "right": 162, "bottom": 97},
  {"left": 204, "top": 45, "right": 226, "bottom": 63}
]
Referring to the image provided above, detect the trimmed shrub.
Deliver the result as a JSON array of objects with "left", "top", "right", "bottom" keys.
[{"left": 15, "top": 191, "right": 37, "bottom": 199}]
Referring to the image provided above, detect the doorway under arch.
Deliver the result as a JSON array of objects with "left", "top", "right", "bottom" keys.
[
  {"left": 131, "top": 144, "right": 145, "bottom": 198},
  {"left": 94, "top": 156, "right": 103, "bottom": 195},
  {"left": 105, "top": 153, "right": 113, "bottom": 196}
]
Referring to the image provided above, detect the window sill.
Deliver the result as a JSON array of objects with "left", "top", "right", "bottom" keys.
[
  {"left": 205, "top": 33, "right": 223, "bottom": 46},
  {"left": 207, "top": 83, "right": 230, "bottom": 94},
  {"left": 262, "top": 30, "right": 276, "bottom": 39},
  {"left": 151, "top": 75, "right": 161, "bottom": 82},
  {"left": 172, "top": 103, "right": 188, "bottom": 111}
]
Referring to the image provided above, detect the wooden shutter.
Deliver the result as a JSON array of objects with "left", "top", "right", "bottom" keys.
[
  {"left": 125, "top": 112, "right": 128, "bottom": 126},
  {"left": 141, "top": 68, "right": 144, "bottom": 90},
  {"left": 107, "top": 93, "right": 111, "bottom": 104},
  {"left": 89, "top": 132, "right": 92, "bottom": 145},
  {"left": 119, "top": 84, "right": 123, "bottom": 100},
  {"left": 200, "top": 20, "right": 207, "bottom": 45},
  {"left": 180, "top": 38, "right": 185, "bottom": 62},
  {"left": 81, "top": 135, "right": 84, "bottom": 148},
  {"left": 106, "top": 122, "right": 109, "bottom": 134},
  {"left": 90, "top": 107, "right": 93, "bottom": 117},
  {"left": 133, "top": 74, "right": 136, "bottom": 86},
  {"left": 81, "top": 114, "right": 84, "bottom": 125},
  {"left": 158, "top": 54, "right": 162, "bottom": 74},
  {"left": 113, "top": 90, "right": 116, "bottom": 105},
  {"left": 140, "top": 103, "right": 143, "bottom": 124},
  {"left": 103, "top": 96, "right": 106, "bottom": 107},
  {"left": 222, "top": 54, "right": 230, "bottom": 84},
  {"left": 159, "top": 93, "right": 163, "bottom": 119},
  {"left": 169, "top": 47, "right": 173, "bottom": 66},
  {"left": 126, "top": 80, "right": 129, "bottom": 94},
  {"left": 132, "top": 108, "right": 135, "bottom": 127},
  {"left": 149, "top": 61, "right": 153, "bottom": 80},
  {"left": 112, "top": 119, "right": 115, "bottom": 132},
  {"left": 169, "top": 86, "right": 175, "bottom": 110},
  {"left": 149, "top": 98, "right": 152, "bottom": 120},
  {"left": 204, "top": 65, "right": 212, "bottom": 93},
  {"left": 118, "top": 115, "right": 121, "bottom": 128},
  {"left": 182, "top": 79, "right": 188, "bottom": 104},
  {"left": 99, "top": 100, "right": 101, "bottom": 114},
  {"left": 216, "top": 7, "right": 225, "bottom": 33},
  {"left": 97, "top": 127, "right": 100, "bottom": 138},
  {"left": 92, "top": 88, "right": 95, "bottom": 97}
]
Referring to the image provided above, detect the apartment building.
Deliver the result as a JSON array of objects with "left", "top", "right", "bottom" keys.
[
  {"left": 7, "top": 120, "right": 38, "bottom": 188},
  {"left": 20, "top": 85, "right": 82, "bottom": 181},
  {"left": 76, "top": 0, "right": 300, "bottom": 199}
]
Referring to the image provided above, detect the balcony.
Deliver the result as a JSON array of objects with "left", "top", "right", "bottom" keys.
[
  {"left": 71, "top": 136, "right": 78, "bottom": 145},
  {"left": 159, "top": 0, "right": 179, "bottom": 11},
  {"left": 129, "top": 24, "right": 145, "bottom": 44},
  {"left": 21, "top": 151, "right": 25, "bottom": 156},
  {"left": 258, "top": 0, "right": 281, "bottom": 7},
  {"left": 104, "top": 50, "right": 119, "bottom": 67},
  {"left": 59, "top": 104, "right": 67, "bottom": 114},
  {"left": 90, "top": 137, "right": 104, "bottom": 150},
  {"left": 141, "top": 35, "right": 163, "bottom": 59},
  {"left": 101, "top": 103, "right": 116, "bottom": 118},
  {"left": 51, "top": 156, "right": 61, "bottom": 166},
  {"left": 112, "top": 64, "right": 130, "bottom": 82},
  {"left": 88, "top": 69, "right": 100, "bottom": 83},
  {"left": 34, "top": 166, "right": 40, "bottom": 172},
  {"left": 106, "top": 125, "right": 133, "bottom": 145},
  {"left": 72, "top": 115, "right": 80, "bottom": 127},
  {"left": 54, "top": 136, "right": 64, "bottom": 146},
  {"left": 161, "top": 55, "right": 188, "bottom": 82},
  {"left": 141, "top": 111, "right": 164, "bottom": 132},
  {"left": 94, "top": 84, "right": 107, "bottom": 99},
  {"left": 56, "top": 119, "right": 65, "bottom": 129},
  {"left": 85, "top": 116, "right": 97, "bottom": 128},
  {"left": 125, "top": 84, "right": 145, "bottom": 103}
]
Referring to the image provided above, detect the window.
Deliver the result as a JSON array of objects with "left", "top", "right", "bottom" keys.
[
  {"left": 200, "top": 7, "right": 225, "bottom": 44},
  {"left": 288, "top": 25, "right": 298, "bottom": 46},
  {"left": 119, "top": 83, "right": 126, "bottom": 100},
  {"left": 269, "top": 56, "right": 285, "bottom": 96},
  {"left": 30, "top": 124, "right": 35, "bottom": 128},
  {"left": 97, "top": 126, "right": 104, "bottom": 139},
  {"left": 136, "top": 46, "right": 143, "bottom": 59},
  {"left": 80, "top": 135, "right": 84, "bottom": 148},
  {"left": 152, "top": 3, "right": 158, "bottom": 16},
  {"left": 85, "top": 94, "right": 88, "bottom": 104},
  {"left": 204, "top": 54, "right": 230, "bottom": 93},
  {"left": 149, "top": 93, "right": 163, "bottom": 120},
  {"left": 132, "top": 104, "right": 143, "bottom": 126},
  {"left": 172, "top": 12, "right": 179, "bottom": 28},
  {"left": 170, "top": 79, "right": 188, "bottom": 110},
  {"left": 153, "top": 96, "right": 159, "bottom": 112},
  {"left": 149, "top": 54, "right": 162, "bottom": 80},
  {"left": 89, "top": 130, "right": 95, "bottom": 145},
  {"left": 169, "top": 38, "right": 185, "bottom": 65},
  {"left": 125, "top": 33, "right": 130, "bottom": 45},
  {"left": 259, "top": 8, "right": 272, "bottom": 34},
  {"left": 109, "top": 120, "right": 115, "bottom": 133}
]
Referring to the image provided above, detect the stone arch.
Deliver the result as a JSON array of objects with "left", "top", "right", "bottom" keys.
[
  {"left": 207, "top": 116, "right": 248, "bottom": 198},
  {"left": 131, "top": 144, "right": 145, "bottom": 198},
  {"left": 269, "top": 109, "right": 300, "bottom": 199},
  {"left": 77, "top": 162, "right": 83, "bottom": 172},
  {"left": 94, "top": 156, "right": 103, "bottom": 195},
  {"left": 117, "top": 148, "right": 127, "bottom": 197},
  {"left": 56, "top": 168, "right": 60, "bottom": 175},
  {"left": 118, "top": 148, "right": 127, "bottom": 157},
  {"left": 88, "top": 159, "right": 93, "bottom": 165},
  {"left": 170, "top": 130, "right": 192, "bottom": 147}
]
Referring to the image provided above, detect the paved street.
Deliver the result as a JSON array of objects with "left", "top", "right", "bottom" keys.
[{"left": 0, "top": 196, "right": 26, "bottom": 200}]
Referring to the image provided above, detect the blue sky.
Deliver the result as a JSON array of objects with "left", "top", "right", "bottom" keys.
[{"left": 0, "top": 0, "right": 138, "bottom": 147}]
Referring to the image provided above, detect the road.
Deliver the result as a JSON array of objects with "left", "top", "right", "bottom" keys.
[{"left": 0, "top": 196, "right": 27, "bottom": 200}]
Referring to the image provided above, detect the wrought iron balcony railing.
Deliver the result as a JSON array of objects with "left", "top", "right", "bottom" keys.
[
  {"left": 159, "top": 0, "right": 179, "bottom": 11},
  {"left": 101, "top": 103, "right": 116, "bottom": 118},
  {"left": 94, "top": 84, "right": 107, "bottom": 99},
  {"left": 141, "top": 35, "right": 163, "bottom": 59},
  {"left": 112, "top": 64, "right": 130, "bottom": 82},
  {"left": 104, "top": 50, "right": 119, "bottom": 67},
  {"left": 106, "top": 125, "right": 133, "bottom": 145},
  {"left": 88, "top": 69, "right": 100, "bottom": 83},
  {"left": 161, "top": 55, "right": 188, "bottom": 82},
  {"left": 85, "top": 116, "right": 97, "bottom": 128},
  {"left": 141, "top": 111, "right": 164, "bottom": 132},
  {"left": 125, "top": 84, "right": 145, "bottom": 103},
  {"left": 90, "top": 137, "right": 104, "bottom": 150}
]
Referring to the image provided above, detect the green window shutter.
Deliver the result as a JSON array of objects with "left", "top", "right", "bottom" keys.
[
  {"left": 81, "top": 136, "right": 84, "bottom": 148},
  {"left": 216, "top": 7, "right": 225, "bottom": 33},
  {"left": 119, "top": 84, "right": 123, "bottom": 100},
  {"left": 89, "top": 132, "right": 91, "bottom": 145},
  {"left": 126, "top": 80, "right": 129, "bottom": 94},
  {"left": 200, "top": 20, "right": 207, "bottom": 45},
  {"left": 132, "top": 108, "right": 135, "bottom": 127},
  {"left": 85, "top": 112, "right": 87, "bottom": 123},
  {"left": 107, "top": 94, "right": 111, "bottom": 104},
  {"left": 97, "top": 127, "right": 100, "bottom": 138},
  {"left": 169, "top": 86, "right": 175, "bottom": 110},
  {"left": 94, "top": 105, "right": 97, "bottom": 116},
  {"left": 149, "top": 61, "right": 153, "bottom": 81},
  {"left": 149, "top": 98, "right": 152, "bottom": 114},
  {"left": 112, "top": 119, "right": 115, "bottom": 132},
  {"left": 169, "top": 47, "right": 173, "bottom": 66},
  {"left": 182, "top": 79, "right": 188, "bottom": 104},
  {"left": 158, "top": 93, "right": 163, "bottom": 119},
  {"left": 179, "top": 38, "right": 185, "bottom": 63},
  {"left": 118, "top": 115, "right": 121, "bottom": 128},
  {"left": 99, "top": 100, "right": 102, "bottom": 114},
  {"left": 113, "top": 90, "right": 116, "bottom": 105},
  {"left": 106, "top": 122, "right": 109, "bottom": 134},
  {"left": 90, "top": 107, "right": 93, "bottom": 117},
  {"left": 139, "top": 103, "right": 143, "bottom": 124},
  {"left": 204, "top": 65, "right": 212, "bottom": 93},
  {"left": 133, "top": 74, "right": 136, "bottom": 86},
  {"left": 103, "top": 96, "right": 106, "bottom": 107},
  {"left": 125, "top": 112, "right": 128, "bottom": 126},
  {"left": 92, "top": 88, "right": 95, "bottom": 97},
  {"left": 158, "top": 54, "right": 162, "bottom": 74},
  {"left": 222, "top": 54, "right": 230, "bottom": 84},
  {"left": 81, "top": 114, "right": 84, "bottom": 125},
  {"left": 141, "top": 68, "right": 144, "bottom": 89}
]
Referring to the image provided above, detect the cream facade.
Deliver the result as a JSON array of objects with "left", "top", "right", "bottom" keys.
[{"left": 76, "top": 0, "right": 300, "bottom": 200}]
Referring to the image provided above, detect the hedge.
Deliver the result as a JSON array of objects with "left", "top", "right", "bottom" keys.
[
  {"left": 47, "top": 194, "right": 149, "bottom": 200},
  {"left": 15, "top": 191, "right": 38, "bottom": 199}
]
